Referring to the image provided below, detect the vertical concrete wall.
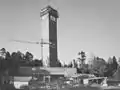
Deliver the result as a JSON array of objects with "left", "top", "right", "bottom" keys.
[
  {"left": 41, "top": 13, "right": 50, "bottom": 66},
  {"left": 49, "top": 14, "right": 58, "bottom": 67}
]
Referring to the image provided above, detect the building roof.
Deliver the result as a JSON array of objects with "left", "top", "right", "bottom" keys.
[
  {"left": 41, "top": 67, "right": 65, "bottom": 75},
  {"left": 32, "top": 67, "right": 50, "bottom": 75},
  {"left": 14, "top": 76, "right": 32, "bottom": 82},
  {"left": 13, "top": 67, "right": 50, "bottom": 76},
  {"left": 10, "top": 66, "right": 77, "bottom": 77},
  {"left": 40, "top": 67, "right": 77, "bottom": 77}
]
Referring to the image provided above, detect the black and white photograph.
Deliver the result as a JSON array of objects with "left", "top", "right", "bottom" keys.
[{"left": 0, "top": 0, "right": 120, "bottom": 90}]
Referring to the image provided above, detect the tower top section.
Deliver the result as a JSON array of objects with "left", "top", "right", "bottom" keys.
[{"left": 40, "top": 5, "right": 59, "bottom": 18}]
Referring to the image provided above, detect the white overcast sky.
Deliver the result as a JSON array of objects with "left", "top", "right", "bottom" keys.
[{"left": 0, "top": 0, "right": 120, "bottom": 63}]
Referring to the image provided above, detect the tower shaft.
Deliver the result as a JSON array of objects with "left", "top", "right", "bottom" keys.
[{"left": 40, "top": 6, "right": 59, "bottom": 67}]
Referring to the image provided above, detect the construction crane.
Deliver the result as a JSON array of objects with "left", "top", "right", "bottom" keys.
[{"left": 11, "top": 38, "right": 55, "bottom": 61}]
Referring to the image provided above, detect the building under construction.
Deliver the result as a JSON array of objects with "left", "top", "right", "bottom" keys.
[{"left": 40, "top": 5, "right": 59, "bottom": 67}]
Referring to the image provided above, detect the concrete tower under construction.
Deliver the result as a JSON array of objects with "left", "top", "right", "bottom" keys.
[{"left": 40, "top": 6, "right": 59, "bottom": 67}]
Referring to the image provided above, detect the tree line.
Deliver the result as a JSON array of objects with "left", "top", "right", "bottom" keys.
[
  {"left": 0, "top": 48, "right": 119, "bottom": 79},
  {"left": 67, "top": 51, "right": 119, "bottom": 78},
  {"left": 0, "top": 48, "right": 63, "bottom": 75},
  {"left": 0, "top": 48, "right": 120, "bottom": 90},
  {"left": 0, "top": 48, "right": 46, "bottom": 90}
]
